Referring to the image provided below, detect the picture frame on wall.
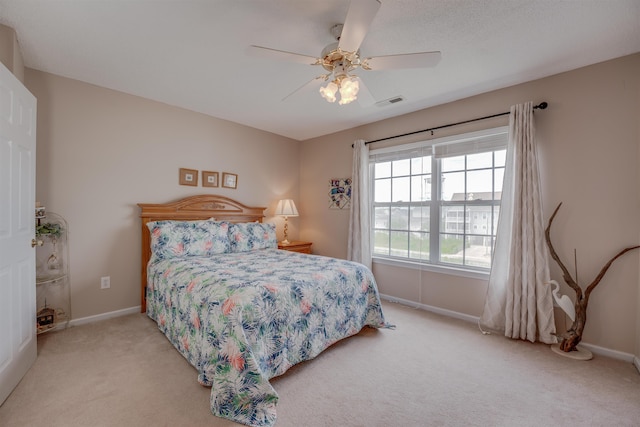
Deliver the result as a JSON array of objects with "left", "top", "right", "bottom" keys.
[
  {"left": 202, "top": 171, "right": 219, "bottom": 188},
  {"left": 179, "top": 168, "right": 198, "bottom": 186},
  {"left": 329, "top": 178, "right": 352, "bottom": 209},
  {"left": 222, "top": 172, "right": 238, "bottom": 189}
]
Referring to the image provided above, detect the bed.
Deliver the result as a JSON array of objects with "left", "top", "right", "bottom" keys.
[{"left": 138, "top": 195, "right": 390, "bottom": 427}]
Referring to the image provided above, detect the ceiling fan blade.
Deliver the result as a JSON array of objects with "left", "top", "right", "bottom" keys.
[
  {"left": 338, "top": 0, "right": 381, "bottom": 53},
  {"left": 247, "top": 45, "right": 319, "bottom": 65},
  {"left": 355, "top": 76, "right": 375, "bottom": 107},
  {"left": 364, "top": 51, "right": 442, "bottom": 70},
  {"left": 282, "top": 75, "right": 326, "bottom": 102}
]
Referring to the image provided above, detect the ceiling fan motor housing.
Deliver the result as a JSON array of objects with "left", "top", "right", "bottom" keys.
[{"left": 321, "top": 44, "right": 361, "bottom": 73}]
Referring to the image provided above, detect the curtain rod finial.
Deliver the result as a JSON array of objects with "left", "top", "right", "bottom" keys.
[{"left": 536, "top": 102, "right": 548, "bottom": 110}]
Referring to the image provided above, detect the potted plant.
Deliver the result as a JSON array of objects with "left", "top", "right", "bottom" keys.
[
  {"left": 36, "top": 222, "right": 62, "bottom": 237},
  {"left": 36, "top": 222, "right": 63, "bottom": 271}
]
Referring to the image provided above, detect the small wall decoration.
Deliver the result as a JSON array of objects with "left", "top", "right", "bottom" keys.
[
  {"left": 222, "top": 172, "right": 238, "bottom": 189},
  {"left": 329, "top": 178, "right": 351, "bottom": 209},
  {"left": 202, "top": 171, "right": 219, "bottom": 188},
  {"left": 179, "top": 168, "right": 198, "bottom": 186}
]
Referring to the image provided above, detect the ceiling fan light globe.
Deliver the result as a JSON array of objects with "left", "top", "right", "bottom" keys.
[
  {"left": 319, "top": 90, "right": 336, "bottom": 103},
  {"left": 342, "top": 77, "right": 359, "bottom": 92},
  {"left": 338, "top": 77, "right": 359, "bottom": 104},
  {"left": 319, "top": 81, "right": 338, "bottom": 103}
]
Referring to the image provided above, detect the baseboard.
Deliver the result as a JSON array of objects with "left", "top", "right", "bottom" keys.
[
  {"left": 380, "top": 294, "right": 480, "bottom": 324},
  {"left": 578, "top": 342, "right": 635, "bottom": 363},
  {"left": 69, "top": 306, "right": 141, "bottom": 327},
  {"left": 380, "top": 294, "right": 637, "bottom": 365}
]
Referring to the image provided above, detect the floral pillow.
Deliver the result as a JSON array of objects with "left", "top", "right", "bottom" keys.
[
  {"left": 228, "top": 222, "right": 277, "bottom": 252},
  {"left": 147, "top": 219, "right": 230, "bottom": 259}
]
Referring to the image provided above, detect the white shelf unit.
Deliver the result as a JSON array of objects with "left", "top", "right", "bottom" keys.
[{"left": 35, "top": 211, "right": 71, "bottom": 334}]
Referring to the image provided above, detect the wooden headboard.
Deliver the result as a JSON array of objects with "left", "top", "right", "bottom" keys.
[{"left": 138, "top": 195, "right": 266, "bottom": 312}]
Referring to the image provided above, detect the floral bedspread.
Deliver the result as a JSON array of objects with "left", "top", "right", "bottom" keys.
[{"left": 146, "top": 249, "right": 389, "bottom": 427}]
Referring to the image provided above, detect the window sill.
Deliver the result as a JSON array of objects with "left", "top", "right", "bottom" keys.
[{"left": 372, "top": 256, "right": 490, "bottom": 280}]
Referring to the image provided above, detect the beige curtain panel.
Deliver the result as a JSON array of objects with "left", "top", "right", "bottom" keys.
[
  {"left": 348, "top": 139, "right": 372, "bottom": 269},
  {"left": 480, "top": 101, "right": 556, "bottom": 344}
]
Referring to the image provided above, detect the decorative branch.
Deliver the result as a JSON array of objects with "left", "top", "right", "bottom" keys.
[
  {"left": 545, "top": 202, "right": 640, "bottom": 352},
  {"left": 545, "top": 203, "right": 581, "bottom": 299},
  {"left": 583, "top": 246, "right": 640, "bottom": 306}
]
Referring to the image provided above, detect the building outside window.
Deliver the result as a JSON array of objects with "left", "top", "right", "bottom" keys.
[{"left": 370, "top": 127, "right": 508, "bottom": 272}]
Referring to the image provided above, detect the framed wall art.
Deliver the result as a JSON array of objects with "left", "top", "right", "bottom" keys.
[
  {"left": 202, "top": 171, "right": 219, "bottom": 188},
  {"left": 222, "top": 172, "right": 238, "bottom": 189},
  {"left": 329, "top": 178, "right": 351, "bottom": 209},
  {"left": 179, "top": 168, "right": 198, "bottom": 186}
]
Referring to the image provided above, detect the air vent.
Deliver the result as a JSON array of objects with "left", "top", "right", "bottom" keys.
[{"left": 376, "top": 96, "right": 405, "bottom": 107}]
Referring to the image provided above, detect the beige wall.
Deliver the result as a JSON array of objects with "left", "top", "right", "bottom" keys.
[
  {"left": 300, "top": 53, "right": 640, "bottom": 355},
  {"left": 0, "top": 23, "right": 24, "bottom": 82},
  {"left": 637, "top": 77, "right": 640, "bottom": 361},
  {"left": 25, "top": 69, "right": 300, "bottom": 319}
]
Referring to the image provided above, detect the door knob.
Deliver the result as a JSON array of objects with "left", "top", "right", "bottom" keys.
[{"left": 31, "top": 238, "right": 43, "bottom": 248}]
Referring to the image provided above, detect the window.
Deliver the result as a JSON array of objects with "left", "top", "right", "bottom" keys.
[{"left": 370, "top": 127, "right": 508, "bottom": 271}]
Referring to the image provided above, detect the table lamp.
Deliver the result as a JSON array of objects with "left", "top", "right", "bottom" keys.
[{"left": 275, "top": 199, "right": 298, "bottom": 245}]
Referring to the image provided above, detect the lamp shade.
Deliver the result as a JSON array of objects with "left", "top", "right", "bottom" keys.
[{"left": 275, "top": 199, "right": 299, "bottom": 217}]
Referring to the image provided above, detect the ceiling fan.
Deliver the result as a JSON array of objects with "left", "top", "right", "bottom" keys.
[{"left": 247, "top": 0, "right": 441, "bottom": 106}]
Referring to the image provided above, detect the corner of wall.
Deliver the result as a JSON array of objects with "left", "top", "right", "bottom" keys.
[{"left": 0, "top": 23, "right": 25, "bottom": 82}]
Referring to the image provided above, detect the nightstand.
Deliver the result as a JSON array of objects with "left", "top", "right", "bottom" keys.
[{"left": 278, "top": 241, "right": 313, "bottom": 254}]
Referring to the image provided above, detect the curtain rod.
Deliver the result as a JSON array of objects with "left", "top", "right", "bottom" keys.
[{"left": 357, "top": 101, "right": 548, "bottom": 146}]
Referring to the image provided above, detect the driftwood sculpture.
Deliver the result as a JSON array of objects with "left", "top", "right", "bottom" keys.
[{"left": 545, "top": 202, "right": 640, "bottom": 353}]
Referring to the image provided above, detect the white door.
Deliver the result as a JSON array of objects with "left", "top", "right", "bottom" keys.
[{"left": 0, "top": 61, "right": 37, "bottom": 405}]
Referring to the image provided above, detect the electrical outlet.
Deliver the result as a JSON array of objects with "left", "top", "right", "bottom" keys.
[{"left": 100, "top": 276, "right": 110, "bottom": 289}]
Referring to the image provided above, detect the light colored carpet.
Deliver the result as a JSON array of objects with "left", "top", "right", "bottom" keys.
[{"left": 1, "top": 301, "right": 639, "bottom": 427}]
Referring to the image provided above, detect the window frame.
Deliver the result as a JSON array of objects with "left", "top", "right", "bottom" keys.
[{"left": 369, "top": 126, "right": 508, "bottom": 275}]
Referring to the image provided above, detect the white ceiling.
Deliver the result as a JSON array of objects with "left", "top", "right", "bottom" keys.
[{"left": 1, "top": 0, "right": 639, "bottom": 141}]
